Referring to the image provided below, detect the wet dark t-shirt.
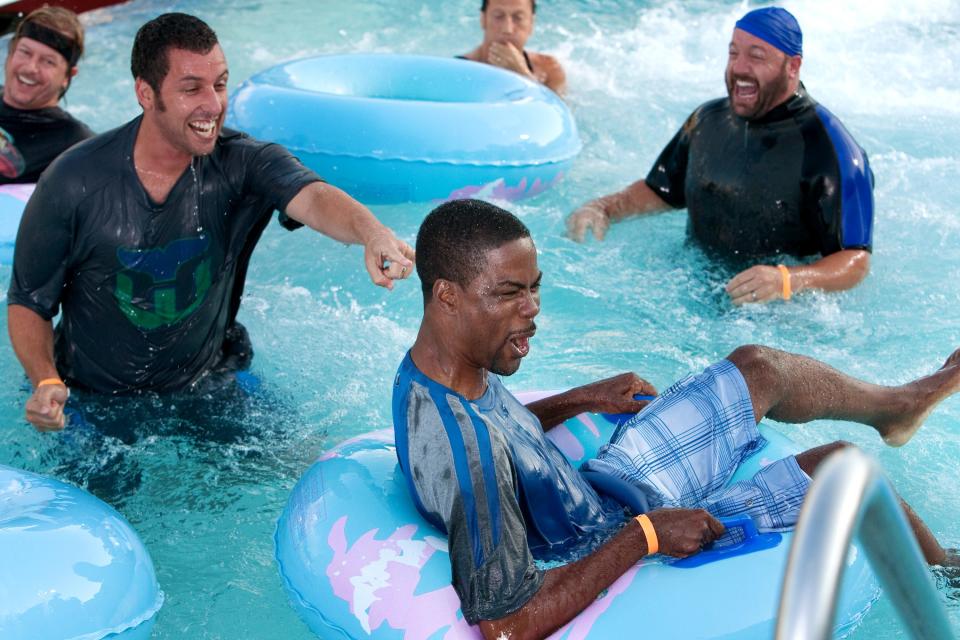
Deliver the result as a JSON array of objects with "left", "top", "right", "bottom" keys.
[
  {"left": 7, "top": 116, "right": 320, "bottom": 393},
  {"left": 645, "top": 88, "right": 874, "bottom": 258},
  {"left": 0, "top": 91, "right": 93, "bottom": 184}
]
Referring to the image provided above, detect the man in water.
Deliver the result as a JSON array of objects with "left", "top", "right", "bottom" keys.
[
  {"left": 460, "top": 0, "right": 566, "bottom": 95},
  {"left": 396, "top": 198, "right": 958, "bottom": 639},
  {"left": 0, "top": 7, "right": 93, "bottom": 183},
  {"left": 8, "top": 13, "right": 414, "bottom": 431},
  {"left": 566, "top": 7, "right": 873, "bottom": 305}
]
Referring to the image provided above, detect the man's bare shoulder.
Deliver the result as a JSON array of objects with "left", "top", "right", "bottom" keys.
[{"left": 528, "top": 51, "right": 566, "bottom": 94}]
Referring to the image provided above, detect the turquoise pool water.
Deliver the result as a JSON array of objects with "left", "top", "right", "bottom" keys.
[{"left": 1, "top": 0, "right": 958, "bottom": 637}]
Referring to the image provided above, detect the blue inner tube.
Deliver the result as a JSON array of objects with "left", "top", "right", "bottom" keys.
[
  {"left": 228, "top": 54, "right": 581, "bottom": 204},
  {"left": 0, "top": 465, "right": 163, "bottom": 640},
  {"left": 275, "top": 397, "right": 880, "bottom": 639},
  {"left": 0, "top": 183, "right": 32, "bottom": 266}
]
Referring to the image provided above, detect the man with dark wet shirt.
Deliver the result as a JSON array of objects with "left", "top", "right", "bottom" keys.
[
  {"left": 0, "top": 7, "right": 93, "bottom": 183},
  {"left": 460, "top": 0, "right": 566, "bottom": 95},
  {"left": 566, "top": 7, "right": 873, "bottom": 305},
  {"left": 7, "top": 13, "right": 413, "bottom": 432}
]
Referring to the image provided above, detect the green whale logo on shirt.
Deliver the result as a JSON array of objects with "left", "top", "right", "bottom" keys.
[{"left": 114, "top": 236, "right": 213, "bottom": 330}]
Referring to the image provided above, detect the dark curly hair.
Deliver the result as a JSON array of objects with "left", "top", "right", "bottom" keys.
[
  {"left": 130, "top": 13, "right": 219, "bottom": 94},
  {"left": 416, "top": 199, "right": 531, "bottom": 301}
]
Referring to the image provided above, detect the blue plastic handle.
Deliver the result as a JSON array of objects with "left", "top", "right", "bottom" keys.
[
  {"left": 600, "top": 393, "right": 656, "bottom": 425},
  {"left": 670, "top": 514, "right": 782, "bottom": 568}
]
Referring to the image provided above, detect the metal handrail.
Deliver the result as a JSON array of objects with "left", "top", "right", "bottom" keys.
[{"left": 776, "top": 447, "right": 955, "bottom": 640}]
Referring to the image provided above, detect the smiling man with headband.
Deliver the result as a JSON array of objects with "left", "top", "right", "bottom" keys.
[
  {"left": 0, "top": 7, "right": 93, "bottom": 183},
  {"left": 567, "top": 6, "right": 875, "bottom": 305}
]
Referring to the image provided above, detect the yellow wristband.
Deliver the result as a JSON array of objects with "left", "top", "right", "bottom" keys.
[
  {"left": 777, "top": 264, "right": 792, "bottom": 300},
  {"left": 36, "top": 377, "right": 65, "bottom": 388},
  {"left": 635, "top": 513, "right": 659, "bottom": 556}
]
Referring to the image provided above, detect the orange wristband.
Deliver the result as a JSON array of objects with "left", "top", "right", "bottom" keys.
[
  {"left": 777, "top": 264, "right": 792, "bottom": 300},
  {"left": 635, "top": 513, "right": 659, "bottom": 556},
  {"left": 36, "top": 377, "right": 65, "bottom": 388}
]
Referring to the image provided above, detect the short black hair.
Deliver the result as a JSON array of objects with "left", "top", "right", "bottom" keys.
[
  {"left": 416, "top": 199, "right": 531, "bottom": 300},
  {"left": 131, "top": 13, "right": 219, "bottom": 94},
  {"left": 481, "top": 0, "right": 536, "bottom": 13}
]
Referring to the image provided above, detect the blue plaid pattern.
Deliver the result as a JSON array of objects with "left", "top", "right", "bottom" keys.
[{"left": 584, "top": 359, "right": 811, "bottom": 532}]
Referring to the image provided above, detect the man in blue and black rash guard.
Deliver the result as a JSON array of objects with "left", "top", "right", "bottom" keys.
[
  {"left": 397, "top": 199, "right": 958, "bottom": 640},
  {"left": 566, "top": 7, "right": 873, "bottom": 305}
]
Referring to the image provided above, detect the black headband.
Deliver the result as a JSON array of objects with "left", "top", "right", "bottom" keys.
[{"left": 18, "top": 21, "right": 81, "bottom": 68}]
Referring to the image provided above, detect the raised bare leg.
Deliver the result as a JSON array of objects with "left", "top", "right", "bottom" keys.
[{"left": 726, "top": 345, "right": 960, "bottom": 447}]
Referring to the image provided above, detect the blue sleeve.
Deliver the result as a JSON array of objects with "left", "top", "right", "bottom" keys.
[
  {"left": 810, "top": 106, "right": 874, "bottom": 253},
  {"left": 392, "top": 358, "right": 543, "bottom": 624}
]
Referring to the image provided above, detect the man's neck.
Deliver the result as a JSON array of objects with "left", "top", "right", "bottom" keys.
[
  {"left": 133, "top": 116, "right": 193, "bottom": 176},
  {"left": 1, "top": 93, "right": 57, "bottom": 111},
  {"left": 132, "top": 117, "right": 194, "bottom": 205},
  {"left": 410, "top": 325, "right": 488, "bottom": 400}
]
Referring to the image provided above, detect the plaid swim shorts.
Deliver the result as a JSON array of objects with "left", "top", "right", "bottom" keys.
[{"left": 582, "top": 359, "right": 811, "bottom": 531}]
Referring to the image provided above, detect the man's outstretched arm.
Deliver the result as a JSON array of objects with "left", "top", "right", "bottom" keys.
[
  {"left": 725, "top": 249, "right": 870, "bottom": 305},
  {"left": 8, "top": 304, "right": 68, "bottom": 431},
  {"left": 478, "top": 508, "right": 725, "bottom": 640},
  {"left": 524, "top": 372, "right": 657, "bottom": 430},
  {"left": 284, "top": 182, "right": 415, "bottom": 289},
  {"left": 566, "top": 179, "right": 674, "bottom": 242}
]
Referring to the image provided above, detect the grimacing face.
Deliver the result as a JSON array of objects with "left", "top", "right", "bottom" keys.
[
  {"left": 456, "top": 237, "right": 540, "bottom": 376},
  {"left": 481, "top": 0, "right": 535, "bottom": 51},
  {"left": 3, "top": 36, "right": 72, "bottom": 110},
  {"left": 145, "top": 45, "right": 228, "bottom": 158},
  {"left": 725, "top": 28, "right": 798, "bottom": 120}
]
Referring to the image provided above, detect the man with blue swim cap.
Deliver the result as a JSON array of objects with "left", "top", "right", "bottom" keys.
[
  {"left": 395, "top": 199, "right": 958, "bottom": 639},
  {"left": 567, "top": 7, "right": 874, "bottom": 305},
  {"left": 7, "top": 13, "right": 415, "bottom": 432}
]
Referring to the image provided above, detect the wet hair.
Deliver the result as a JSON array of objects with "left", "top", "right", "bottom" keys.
[
  {"left": 130, "top": 13, "right": 219, "bottom": 94},
  {"left": 10, "top": 7, "right": 84, "bottom": 65},
  {"left": 481, "top": 0, "right": 536, "bottom": 13},
  {"left": 416, "top": 199, "right": 531, "bottom": 300}
]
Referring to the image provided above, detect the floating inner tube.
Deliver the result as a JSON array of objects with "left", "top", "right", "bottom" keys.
[
  {"left": 0, "top": 183, "right": 33, "bottom": 266},
  {"left": 0, "top": 464, "right": 163, "bottom": 640},
  {"left": 276, "top": 392, "right": 880, "bottom": 639},
  {"left": 228, "top": 54, "right": 581, "bottom": 204}
]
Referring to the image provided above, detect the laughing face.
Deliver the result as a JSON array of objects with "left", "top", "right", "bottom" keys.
[
  {"left": 145, "top": 45, "right": 228, "bottom": 158},
  {"left": 458, "top": 237, "right": 540, "bottom": 377},
  {"left": 725, "top": 28, "right": 799, "bottom": 120},
  {"left": 3, "top": 36, "right": 72, "bottom": 110}
]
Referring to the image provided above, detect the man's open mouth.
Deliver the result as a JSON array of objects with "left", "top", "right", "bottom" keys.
[{"left": 508, "top": 328, "right": 536, "bottom": 357}]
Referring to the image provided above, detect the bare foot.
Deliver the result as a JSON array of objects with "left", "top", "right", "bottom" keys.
[{"left": 877, "top": 348, "right": 960, "bottom": 447}]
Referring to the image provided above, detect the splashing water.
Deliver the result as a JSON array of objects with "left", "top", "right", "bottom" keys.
[{"left": 1, "top": 0, "right": 959, "bottom": 637}]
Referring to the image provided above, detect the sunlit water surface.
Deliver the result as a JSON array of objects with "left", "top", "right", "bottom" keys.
[{"left": 1, "top": 0, "right": 959, "bottom": 637}]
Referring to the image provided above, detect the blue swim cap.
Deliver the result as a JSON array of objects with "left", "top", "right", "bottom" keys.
[{"left": 735, "top": 7, "right": 803, "bottom": 57}]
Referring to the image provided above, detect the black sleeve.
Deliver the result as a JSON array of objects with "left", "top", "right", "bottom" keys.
[
  {"left": 644, "top": 110, "right": 698, "bottom": 209},
  {"left": 242, "top": 140, "right": 322, "bottom": 231},
  {"left": 6, "top": 167, "right": 76, "bottom": 319}
]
